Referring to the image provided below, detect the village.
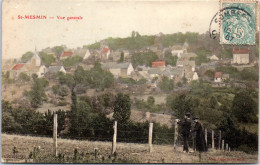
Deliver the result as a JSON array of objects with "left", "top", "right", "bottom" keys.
[
  {"left": 1, "top": 31, "right": 259, "bottom": 164},
  {"left": 2, "top": 32, "right": 259, "bottom": 125}
]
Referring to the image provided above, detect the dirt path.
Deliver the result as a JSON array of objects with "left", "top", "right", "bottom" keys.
[{"left": 1, "top": 134, "right": 258, "bottom": 163}]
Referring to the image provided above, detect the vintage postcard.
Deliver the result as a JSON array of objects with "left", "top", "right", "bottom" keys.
[{"left": 1, "top": 0, "right": 259, "bottom": 163}]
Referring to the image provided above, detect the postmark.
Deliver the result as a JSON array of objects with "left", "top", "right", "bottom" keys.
[{"left": 209, "top": 1, "right": 257, "bottom": 45}]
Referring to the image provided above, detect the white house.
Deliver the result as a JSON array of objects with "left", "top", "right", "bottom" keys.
[
  {"left": 83, "top": 49, "right": 91, "bottom": 60},
  {"left": 193, "top": 72, "right": 199, "bottom": 81},
  {"left": 232, "top": 49, "right": 250, "bottom": 64},
  {"left": 101, "top": 62, "right": 134, "bottom": 78},
  {"left": 214, "top": 71, "right": 223, "bottom": 83},
  {"left": 176, "top": 60, "right": 196, "bottom": 71},
  {"left": 35, "top": 65, "right": 47, "bottom": 78},
  {"left": 46, "top": 66, "right": 66, "bottom": 74},
  {"left": 101, "top": 47, "right": 111, "bottom": 59},
  {"left": 171, "top": 50, "right": 185, "bottom": 58},
  {"left": 209, "top": 54, "right": 219, "bottom": 61}
]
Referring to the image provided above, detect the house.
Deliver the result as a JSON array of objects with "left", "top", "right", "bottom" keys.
[
  {"left": 9, "top": 49, "right": 47, "bottom": 79},
  {"left": 232, "top": 49, "right": 250, "bottom": 64},
  {"left": 101, "top": 47, "right": 110, "bottom": 59},
  {"left": 214, "top": 71, "right": 223, "bottom": 82},
  {"left": 171, "top": 45, "right": 187, "bottom": 58},
  {"left": 101, "top": 62, "right": 134, "bottom": 78},
  {"left": 10, "top": 63, "right": 47, "bottom": 79},
  {"left": 9, "top": 63, "right": 26, "bottom": 79},
  {"left": 185, "top": 71, "right": 199, "bottom": 82},
  {"left": 152, "top": 61, "right": 166, "bottom": 68},
  {"left": 25, "top": 65, "right": 47, "bottom": 78},
  {"left": 148, "top": 68, "right": 163, "bottom": 78},
  {"left": 208, "top": 54, "right": 219, "bottom": 61},
  {"left": 222, "top": 74, "right": 230, "bottom": 81},
  {"left": 161, "top": 66, "right": 185, "bottom": 83},
  {"left": 46, "top": 66, "right": 66, "bottom": 74},
  {"left": 74, "top": 48, "right": 91, "bottom": 60},
  {"left": 83, "top": 49, "right": 91, "bottom": 60},
  {"left": 176, "top": 60, "right": 196, "bottom": 71},
  {"left": 60, "top": 51, "right": 73, "bottom": 59}
]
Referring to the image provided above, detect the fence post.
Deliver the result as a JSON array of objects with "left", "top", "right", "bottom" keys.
[
  {"left": 218, "top": 130, "right": 221, "bottom": 150},
  {"left": 173, "top": 119, "right": 178, "bottom": 150},
  {"left": 111, "top": 121, "right": 117, "bottom": 155},
  {"left": 53, "top": 113, "right": 58, "bottom": 156},
  {"left": 229, "top": 147, "right": 230, "bottom": 152},
  {"left": 226, "top": 143, "right": 228, "bottom": 151},
  {"left": 222, "top": 140, "right": 224, "bottom": 151},
  {"left": 212, "top": 130, "right": 214, "bottom": 149},
  {"left": 205, "top": 128, "right": 207, "bottom": 147},
  {"left": 148, "top": 123, "right": 153, "bottom": 152}
]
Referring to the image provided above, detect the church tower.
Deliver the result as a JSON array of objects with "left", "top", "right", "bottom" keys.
[{"left": 30, "top": 47, "right": 41, "bottom": 66}]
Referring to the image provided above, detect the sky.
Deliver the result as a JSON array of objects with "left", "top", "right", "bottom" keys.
[{"left": 2, "top": 0, "right": 219, "bottom": 59}]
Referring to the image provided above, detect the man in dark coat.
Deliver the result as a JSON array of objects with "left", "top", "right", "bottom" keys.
[
  {"left": 192, "top": 117, "right": 207, "bottom": 152},
  {"left": 177, "top": 112, "right": 192, "bottom": 153}
]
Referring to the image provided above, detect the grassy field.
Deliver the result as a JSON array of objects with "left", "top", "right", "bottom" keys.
[{"left": 1, "top": 134, "right": 258, "bottom": 163}]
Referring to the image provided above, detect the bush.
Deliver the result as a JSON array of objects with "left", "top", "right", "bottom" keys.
[
  {"left": 62, "top": 56, "right": 83, "bottom": 67},
  {"left": 57, "top": 101, "right": 67, "bottom": 106},
  {"left": 158, "top": 76, "right": 174, "bottom": 92}
]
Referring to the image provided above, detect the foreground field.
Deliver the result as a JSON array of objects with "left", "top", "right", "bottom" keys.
[{"left": 1, "top": 134, "right": 258, "bottom": 163}]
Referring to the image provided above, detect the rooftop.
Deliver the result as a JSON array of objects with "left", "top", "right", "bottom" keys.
[
  {"left": 12, "top": 63, "right": 25, "bottom": 70},
  {"left": 233, "top": 49, "right": 249, "bottom": 54}
]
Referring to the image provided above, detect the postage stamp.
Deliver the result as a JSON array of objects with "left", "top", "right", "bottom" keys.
[{"left": 219, "top": 0, "right": 257, "bottom": 45}]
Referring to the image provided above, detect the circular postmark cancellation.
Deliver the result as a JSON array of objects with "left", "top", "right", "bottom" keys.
[{"left": 209, "top": 2, "right": 256, "bottom": 45}]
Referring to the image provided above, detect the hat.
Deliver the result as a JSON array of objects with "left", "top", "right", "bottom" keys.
[
  {"left": 194, "top": 116, "right": 199, "bottom": 120},
  {"left": 185, "top": 112, "right": 190, "bottom": 117}
]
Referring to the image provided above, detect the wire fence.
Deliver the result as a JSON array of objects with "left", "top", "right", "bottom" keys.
[{"left": 3, "top": 114, "right": 231, "bottom": 162}]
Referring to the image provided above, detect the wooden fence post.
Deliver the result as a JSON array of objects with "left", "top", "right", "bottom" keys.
[
  {"left": 111, "top": 121, "right": 117, "bottom": 155},
  {"left": 218, "top": 130, "right": 221, "bottom": 150},
  {"left": 173, "top": 119, "right": 178, "bottom": 150},
  {"left": 205, "top": 128, "right": 207, "bottom": 147},
  {"left": 222, "top": 140, "right": 224, "bottom": 151},
  {"left": 212, "top": 130, "right": 214, "bottom": 149},
  {"left": 148, "top": 123, "right": 153, "bottom": 152},
  {"left": 226, "top": 143, "right": 228, "bottom": 151},
  {"left": 53, "top": 113, "right": 58, "bottom": 156}
]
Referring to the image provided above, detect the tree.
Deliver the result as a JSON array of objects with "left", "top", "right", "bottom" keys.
[
  {"left": 58, "top": 72, "right": 75, "bottom": 89},
  {"left": 232, "top": 90, "right": 257, "bottom": 123},
  {"left": 169, "top": 94, "right": 197, "bottom": 118},
  {"left": 59, "top": 86, "right": 69, "bottom": 98},
  {"left": 31, "top": 73, "right": 38, "bottom": 81},
  {"left": 52, "top": 85, "right": 60, "bottom": 98},
  {"left": 18, "top": 72, "right": 30, "bottom": 82},
  {"left": 62, "top": 56, "right": 83, "bottom": 67},
  {"left": 164, "top": 52, "right": 177, "bottom": 66},
  {"left": 113, "top": 93, "right": 131, "bottom": 124},
  {"left": 28, "top": 78, "right": 49, "bottom": 108},
  {"left": 131, "top": 51, "right": 158, "bottom": 67},
  {"left": 21, "top": 52, "right": 33, "bottom": 63},
  {"left": 53, "top": 46, "right": 64, "bottom": 58},
  {"left": 119, "top": 52, "right": 124, "bottom": 62},
  {"left": 158, "top": 76, "right": 174, "bottom": 92},
  {"left": 147, "top": 96, "right": 155, "bottom": 105},
  {"left": 39, "top": 52, "right": 56, "bottom": 66}
]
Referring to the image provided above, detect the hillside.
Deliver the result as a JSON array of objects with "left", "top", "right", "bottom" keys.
[{"left": 1, "top": 134, "right": 258, "bottom": 163}]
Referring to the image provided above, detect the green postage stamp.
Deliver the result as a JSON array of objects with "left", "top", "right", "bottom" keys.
[{"left": 220, "top": 1, "right": 257, "bottom": 45}]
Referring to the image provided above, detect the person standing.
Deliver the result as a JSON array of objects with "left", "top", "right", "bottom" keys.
[
  {"left": 177, "top": 112, "right": 192, "bottom": 153},
  {"left": 192, "top": 117, "right": 207, "bottom": 152}
]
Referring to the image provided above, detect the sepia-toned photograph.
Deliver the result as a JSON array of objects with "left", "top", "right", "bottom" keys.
[{"left": 1, "top": 0, "right": 259, "bottom": 163}]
